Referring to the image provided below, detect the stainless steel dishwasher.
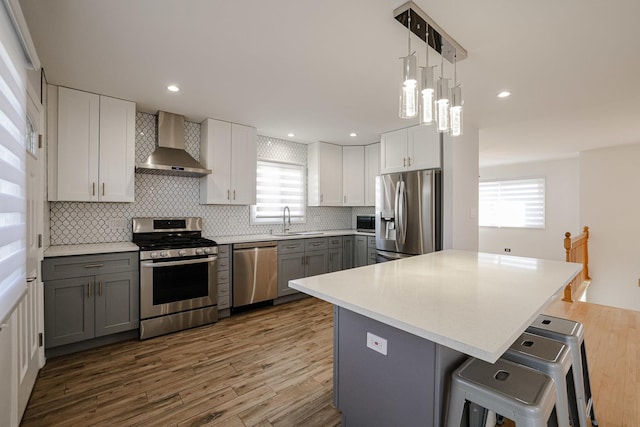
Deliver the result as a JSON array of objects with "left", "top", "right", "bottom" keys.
[{"left": 232, "top": 241, "right": 278, "bottom": 307}]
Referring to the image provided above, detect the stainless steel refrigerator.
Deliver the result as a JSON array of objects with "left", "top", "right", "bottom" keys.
[{"left": 375, "top": 169, "right": 441, "bottom": 261}]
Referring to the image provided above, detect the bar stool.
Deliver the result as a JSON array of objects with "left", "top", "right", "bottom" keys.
[
  {"left": 502, "top": 332, "right": 576, "bottom": 427},
  {"left": 446, "top": 357, "right": 560, "bottom": 427},
  {"left": 527, "top": 314, "right": 598, "bottom": 427}
]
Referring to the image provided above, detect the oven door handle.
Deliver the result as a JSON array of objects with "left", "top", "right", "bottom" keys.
[{"left": 141, "top": 256, "right": 217, "bottom": 268}]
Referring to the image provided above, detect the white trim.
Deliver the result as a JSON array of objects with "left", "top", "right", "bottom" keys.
[{"left": 1, "top": 0, "right": 40, "bottom": 70}]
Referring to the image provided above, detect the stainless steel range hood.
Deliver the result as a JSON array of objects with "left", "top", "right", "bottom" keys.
[{"left": 135, "top": 111, "right": 211, "bottom": 177}]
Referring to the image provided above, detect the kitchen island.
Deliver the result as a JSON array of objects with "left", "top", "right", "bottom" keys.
[{"left": 290, "top": 249, "right": 582, "bottom": 426}]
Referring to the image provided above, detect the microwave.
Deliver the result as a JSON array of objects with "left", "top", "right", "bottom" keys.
[{"left": 356, "top": 215, "right": 375, "bottom": 232}]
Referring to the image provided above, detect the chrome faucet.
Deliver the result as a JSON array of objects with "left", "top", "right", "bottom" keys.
[{"left": 283, "top": 206, "right": 291, "bottom": 234}]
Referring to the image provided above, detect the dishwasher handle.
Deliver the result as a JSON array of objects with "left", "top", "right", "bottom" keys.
[{"left": 234, "top": 241, "right": 278, "bottom": 249}]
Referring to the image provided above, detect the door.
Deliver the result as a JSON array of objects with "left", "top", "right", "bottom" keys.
[
  {"left": 380, "top": 128, "right": 407, "bottom": 174},
  {"left": 56, "top": 87, "right": 100, "bottom": 201},
  {"left": 402, "top": 170, "right": 436, "bottom": 255},
  {"left": 19, "top": 85, "right": 44, "bottom": 418},
  {"left": 44, "top": 277, "right": 95, "bottom": 348},
  {"left": 328, "top": 248, "right": 343, "bottom": 272},
  {"left": 343, "top": 237, "right": 354, "bottom": 269},
  {"left": 98, "top": 95, "right": 135, "bottom": 202},
  {"left": 342, "top": 146, "right": 365, "bottom": 206},
  {"left": 94, "top": 272, "right": 139, "bottom": 337},
  {"left": 305, "top": 250, "right": 328, "bottom": 277},
  {"left": 354, "top": 236, "right": 368, "bottom": 267},
  {"left": 230, "top": 124, "right": 257, "bottom": 205},
  {"left": 277, "top": 252, "right": 305, "bottom": 297}
]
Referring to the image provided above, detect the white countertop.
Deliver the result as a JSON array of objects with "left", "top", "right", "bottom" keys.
[
  {"left": 44, "top": 242, "right": 139, "bottom": 257},
  {"left": 211, "top": 229, "right": 374, "bottom": 245},
  {"left": 44, "top": 230, "right": 375, "bottom": 256},
  {"left": 290, "top": 249, "right": 582, "bottom": 363}
]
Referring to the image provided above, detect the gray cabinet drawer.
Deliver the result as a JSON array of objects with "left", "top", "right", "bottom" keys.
[
  {"left": 367, "top": 248, "right": 377, "bottom": 265},
  {"left": 217, "top": 257, "right": 230, "bottom": 271},
  {"left": 305, "top": 238, "right": 327, "bottom": 251},
  {"left": 367, "top": 236, "right": 376, "bottom": 248},
  {"left": 278, "top": 240, "right": 305, "bottom": 254},
  {"left": 328, "top": 236, "right": 343, "bottom": 249},
  {"left": 218, "top": 295, "right": 230, "bottom": 309},
  {"left": 217, "top": 282, "right": 230, "bottom": 298},
  {"left": 218, "top": 270, "right": 230, "bottom": 284},
  {"left": 43, "top": 252, "right": 138, "bottom": 280},
  {"left": 218, "top": 245, "right": 230, "bottom": 256}
]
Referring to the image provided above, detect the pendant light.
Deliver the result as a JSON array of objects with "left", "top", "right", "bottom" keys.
[
  {"left": 450, "top": 53, "right": 463, "bottom": 136},
  {"left": 420, "top": 24, "right": 435, "bottom": 125},
  {"left": 399, "top": 12, "right": 418, "bottom": 119},
  {"left": 435, "top": 44, "right": 450, "bottom": 132}
]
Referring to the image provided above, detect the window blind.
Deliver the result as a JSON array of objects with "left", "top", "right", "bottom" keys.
[
  {"left": 479, "top": 178, "right": 545, "bottom": 229},
  {"left": 0, "top": 9, "right": 27, "bottom": 325},
  {"left": 252, "top": 160, "right": 305, "bottom": 224}
]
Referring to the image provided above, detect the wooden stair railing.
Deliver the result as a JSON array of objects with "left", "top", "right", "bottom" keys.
[{"left": 563, "top": 226, "right": 591, "bottom": 302}]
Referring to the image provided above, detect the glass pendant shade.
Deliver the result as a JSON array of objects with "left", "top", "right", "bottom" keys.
[
  {"left": 450, "top": 85, "right": 463, "bottom": 136},
  {"left": 436, "top": 77, "right": 450, "bottom": 132},
  {"left": 420, "top": 66, "right": 435, "bottom": 125},
  {"left": 399, "top": 54, "right": 418, "bottom": 119}
]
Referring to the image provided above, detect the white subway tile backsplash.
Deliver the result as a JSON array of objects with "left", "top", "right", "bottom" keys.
[{"left": 49, "top": 112, "right": 355, "bottom": 244}]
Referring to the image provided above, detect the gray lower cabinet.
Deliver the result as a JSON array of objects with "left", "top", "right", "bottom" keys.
[
  {"left": 278, "top": 251, "right": 306, "bottom": 297},
  {"left": 328, "top": 248, "right": 343, "bottom": 272},
  {"left": 342, "top": 236, "right": 354, "bottom": 269},
  {"left": 43, "top": 252, "right": 139, "bottom": 349},
  {"left": 354, "top": 235, "right": 368, "bottom": 267},
  {"left": 305, "top": 249, "right": 328, "bottom": 276},
  {"left": 217, "top": 245, "right": 231, "bottom": 314},
  {"left": 367, "top": 236, "right": 377, "bottom": 265}
]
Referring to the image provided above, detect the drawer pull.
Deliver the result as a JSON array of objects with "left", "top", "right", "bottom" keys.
[
  {"left": 84, "top": 263, "right": 104, "bottom": 268},
  {"left": 312, "top": 243, "right": 322, "bottom": 246},
  {"left": 286, "top": 245, "right": 298, "bottom": 249}
]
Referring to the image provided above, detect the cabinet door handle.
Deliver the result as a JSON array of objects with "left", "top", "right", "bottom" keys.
[
  {"left": 320, "top": 194, "right": 323, "bottom": 203},
  {"left": 87, "top": 282, "right": 91, "bottom": 298},
  {"left": 301, "top": 256, "right": 304, "bottom": 265},
  {"left": 407, "top": 157, "right": 411, "bottom": 166},
  {"left": 227, "top": 189, "right": 230, "bottom": 200},
  {"left": 233, "top": 190, "right": 236, "bottom": 200},
  {"left": 329, "top": 253, "right": 333, "bottom": 262},
  {"left": 102, "top": 183, "right": 105, "bottom": 196},
  {"left": 403, "top": 158, "right": 406, "bottom": 167},
  {"left": 344, "top": 195, "right": 346, "bottom": 203},
  {"left": 84, "top": 263, "right": 104, "bottom": 268},
  {"left": 92, "top": 182, "right": 96, "bottom": 196},
  {"left": 98, "top": 281, "right": 103, "bottom": 297}
]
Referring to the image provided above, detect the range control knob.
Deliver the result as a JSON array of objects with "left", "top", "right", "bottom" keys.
[
  {"left": 160, "top": 251, "right": 168, "bottom": 258},
  {"left": 195, "top": 248, "right": 204, "bottom": 255},
  {"left": 150, "top": 252, "right": 158, "bottom": 259},
  {"left": 178, "top": 249, "right": 187, "bottom": 256},
  {"left": 203, "top": 247, "right": 211, "bottom": 254}
]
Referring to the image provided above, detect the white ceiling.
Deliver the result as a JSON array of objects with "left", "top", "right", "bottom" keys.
[{"left": 19, "top": 0, "right": 640, "bottom": 167}]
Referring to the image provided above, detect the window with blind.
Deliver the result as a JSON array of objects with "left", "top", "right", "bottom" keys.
[
  {"left": 251, "top": 160, "right": 306, "bottom": 224},
  {"left": 0, "top": 13, "right": 27, "bottom": 324},
  {"left": 479, "top": 178, "right": 545, "bottom": 229}
]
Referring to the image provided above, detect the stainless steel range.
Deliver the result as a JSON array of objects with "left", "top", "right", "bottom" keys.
[{"left": 132, "top": 217, "right": 218, "bottom": 339}]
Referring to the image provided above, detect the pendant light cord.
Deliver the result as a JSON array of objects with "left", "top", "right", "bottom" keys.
[{"left": 407, "top": 12, "right": 412, "bottom": 55}]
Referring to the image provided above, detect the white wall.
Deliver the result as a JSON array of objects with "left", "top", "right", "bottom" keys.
[
  {"left": 443, "top": 126, "right": 479, "bottom": 251},
  {"left": 580, "top": 143, "right": 640, "bottom": 311},
  {"left": 479, "top": 158, "right": 580, "bottom": 260}
]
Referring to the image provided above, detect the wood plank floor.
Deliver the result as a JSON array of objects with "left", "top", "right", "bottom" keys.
[
  {"left": 22, "top": 297, "right": 639, "bottom": 426},
  {"left": 22, "top": 298, "right": 340, "bottom": 427}
]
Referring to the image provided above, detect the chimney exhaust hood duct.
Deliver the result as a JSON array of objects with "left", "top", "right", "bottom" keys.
[{"left": 135, "top": 111, "right": 211, "bottom": 177}]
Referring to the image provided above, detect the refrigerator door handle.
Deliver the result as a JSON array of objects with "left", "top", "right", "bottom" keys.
[
  {"left": 398, "top": 180, "right": 408, "bottom": 245},
  {"left": 394, "top": 180, "right": 402, "bottom": 238}
]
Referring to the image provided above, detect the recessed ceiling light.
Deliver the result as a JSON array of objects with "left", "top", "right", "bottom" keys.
[
  {"left": 350, "top": 132, "right": 357, "bottom": 137},
  {"left": 167, "top": 85, "right": 180, "bottom": 92},
  {"left": 497, "top": 91, "right": 510, "bottom": 98},
  {"left": 287, "top": 133, "right": 295, "bottom": 138}
]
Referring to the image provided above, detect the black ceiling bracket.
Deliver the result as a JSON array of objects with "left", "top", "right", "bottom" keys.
[{"left": 393, "top": 1, "right": 467, "bottom": 63}]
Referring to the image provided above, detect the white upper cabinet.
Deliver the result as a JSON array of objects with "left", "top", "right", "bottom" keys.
[
  {"left": 49, "top": 86, "right": 135, "bottom": 202},
  {"left": 200, "top": 118, "right": 257, "bottom": 205},
  {"left": 308, "top": 142, "right": 343, "bottom": 206},
  {"left": 342, "top": 146, "right": 365, "bottom": 206},
  {"left": 364, "top": 143, "right": 380, "bottom": 206},
  {"left": 380, "top": 125, "right": 441, "bottom": 174}
]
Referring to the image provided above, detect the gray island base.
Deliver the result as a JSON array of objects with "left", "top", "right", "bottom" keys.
[
  {"left": 290, "top": 250, "right": 583, "bottom": 427},
  {"left": 334, "top": 306, "right": 465, "bottom": 426}
]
